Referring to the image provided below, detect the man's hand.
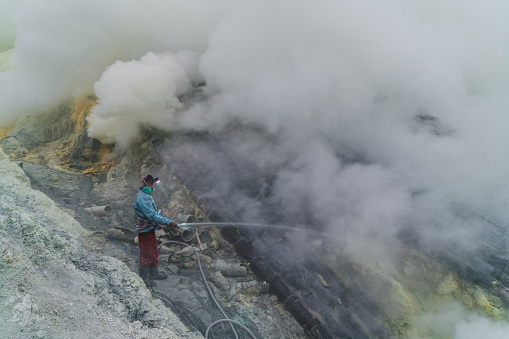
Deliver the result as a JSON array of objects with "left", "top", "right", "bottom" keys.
[{"left": 169, "top": 221, "right": 178, "bottom": 228}]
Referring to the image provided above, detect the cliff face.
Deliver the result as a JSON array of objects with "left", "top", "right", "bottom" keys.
[
  {"left": 0, "top": 147, "right": 202, "bottom": 339},
  {"left": 0, "top": 98, "right": 113, "bottom": 173}
]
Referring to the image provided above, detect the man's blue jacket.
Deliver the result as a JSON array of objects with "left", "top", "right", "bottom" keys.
[{"left": 133, "top": 189, "right": 173, "bottom": 233}]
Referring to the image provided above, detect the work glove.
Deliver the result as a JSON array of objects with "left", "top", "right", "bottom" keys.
[{"left": 169, "top": 221, "right": 178, "bottom": 228}]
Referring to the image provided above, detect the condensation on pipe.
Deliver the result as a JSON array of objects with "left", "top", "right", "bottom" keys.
[{"left": 85, "top": 205, "right": 113, "bottom": 217}]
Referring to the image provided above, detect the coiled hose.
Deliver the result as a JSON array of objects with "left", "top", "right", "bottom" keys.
[{"left": 158, "top": 240, "right": 258, "bottom": 339}]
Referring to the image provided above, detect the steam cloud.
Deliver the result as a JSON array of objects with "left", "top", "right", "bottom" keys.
[
  {"left": 87, "top": 51, "right": 197, "bottom": 150},
  {"left": 2, "top": 0, "right": 509, "bottom": 336},
  {"left": 0, "top": 0, "right": 226, "bottom": 124}
]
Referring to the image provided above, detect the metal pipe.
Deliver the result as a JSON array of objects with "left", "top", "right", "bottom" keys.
[
  {"left": 84, "top": 205, "right": 113, "bottom": 217},
  {"left": 180, "top": 227, "right": 195, "bottom": 242},
  {"left": 168, "top": 227, "right": 196, "bottom": 242},
  {"left": 215, "top": 259, "right": 247, "bottom": 277},
  {"left": 177, "top": 214, "right": 196, "bottom": 224},
  {"left": 176, "top": 214, "right": 196, "bottom": 241},
  {"left": 175, "top": 190, "right": 336, "bottom": 338}
]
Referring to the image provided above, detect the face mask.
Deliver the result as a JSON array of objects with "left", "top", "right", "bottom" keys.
[{"left": 142, "top": 186, "right": 152, "bottom": 194}]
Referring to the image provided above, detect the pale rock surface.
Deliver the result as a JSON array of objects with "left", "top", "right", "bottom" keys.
[{"left": 0, "top": 147, "right": 202, "bottom": 339}]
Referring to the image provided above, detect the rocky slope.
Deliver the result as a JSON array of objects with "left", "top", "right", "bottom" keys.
[
  {"left": 0, "top": 102, "right": 308, "bottom": 339},
  {"left": 2, "top": 101, "right": 509, "bottom": 338},
  {"left": 0, "top": 147, "right": 202, "bottom": 339}
]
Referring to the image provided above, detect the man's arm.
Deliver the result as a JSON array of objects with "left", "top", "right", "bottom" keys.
[{"left": 139, "top": 195, "right": 173, "bottom": 225}]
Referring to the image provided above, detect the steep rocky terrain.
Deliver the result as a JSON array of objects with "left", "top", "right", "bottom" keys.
[
  {"left": 0, "top": 147, "right": 201, "bottom": 339},
  {"left": 2, "top": 101, "right": 509, "bottom": 338},
  {"left": 2, "top": 1, "right": 509, "bottom": 337},
  {"left": 0, "top": 102, "right": 308, "bottom": 339}
]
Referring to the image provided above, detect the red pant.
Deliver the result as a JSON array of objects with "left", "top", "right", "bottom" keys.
[{"left": 138, "top": 230, "right": 158, "bottom": 268}]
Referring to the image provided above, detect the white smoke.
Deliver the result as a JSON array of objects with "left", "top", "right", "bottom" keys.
[
  {"left": 87, "top": 51, "right": 197, "bottom": 150},
  {"left": 0, "top": 0, "right": 228, "bottom": 125},
  {"left": 0, "top": 0, "right": 17, "bottom": 52},
  {"left": 271, "top": 141, "right": 408, "bottom": 259},
  {"left": 454, "top": 315, "right": 509, "bottom": 339},
  {"left": 181, "top": 0, "right": 509, "bottom": 249}
]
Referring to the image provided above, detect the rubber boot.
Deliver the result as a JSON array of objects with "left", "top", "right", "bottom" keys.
[
  {"left": 149, "top": 265, "right": 168, "bottom": 280},
  {"left": 140, "top": 267, "right": 156, "bottom": 287}
]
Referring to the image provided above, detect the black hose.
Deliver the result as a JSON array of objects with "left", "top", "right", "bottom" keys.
[
  {"left": 205, "top": 319, "right": 258, "bottom": 339},
  {"left": 158, "top": 240, "right": 259, "bottom": 339}
]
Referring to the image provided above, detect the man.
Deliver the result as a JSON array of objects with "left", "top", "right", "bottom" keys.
[{"left": 133, "top": 174, "right": 178, "bottom": 287}]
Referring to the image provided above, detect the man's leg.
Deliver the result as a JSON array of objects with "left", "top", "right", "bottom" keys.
[
  {"left": 138, "top": 231, "right": 157, "bottom": 287},
  {"left": 146, "top": 231, "right": 167, "bottom": 280}
]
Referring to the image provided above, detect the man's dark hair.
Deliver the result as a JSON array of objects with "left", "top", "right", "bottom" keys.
[{"left": 141, "top": 175, "right": 154, "bottom": 188}]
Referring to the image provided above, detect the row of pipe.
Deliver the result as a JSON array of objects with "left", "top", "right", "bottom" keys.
[
  {"left": 162, "top": 141, "right": 366, "bottom": 338},
  {"left": 184, "top": 192, "right": 377, "bottom": 337},
  {"left": 209, "top": 213, "right": 334, "bottom": 339},
  {"left": 81, "top": 151, "right": 377, "bottom": 337},
  {"left": 166, "top": 158, "right": 339, "bottom": 338}
]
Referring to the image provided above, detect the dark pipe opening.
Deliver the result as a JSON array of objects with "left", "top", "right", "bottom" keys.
[
  {"left": 181, "top": 229, "right": 195, "bottom": 242},
  {"left": 249, "top": 256, "right": 273, "bottom": 281},
  {"left": 208, "top": 210, "right": 224, "bottom": 222},
  {"left": 283, "top": 296, "right": 314, "bottom": 326},
  {"left": 220, "top": 226, "right": 242, "bottom": 244},
  {"left": 267, "top": 274, "right": 291, "bottom": 302},
  {"left": 234, "top": 239, "right": 257, "bottom": 262}
]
